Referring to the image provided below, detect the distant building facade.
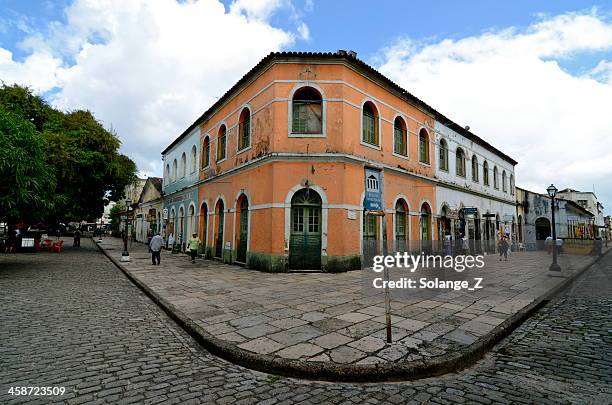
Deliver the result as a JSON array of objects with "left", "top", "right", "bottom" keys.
[
  {"left": 516, "top": 187, "right": 595, "bottom": 250},
  {"left": 556, "top": 188, "right": 606, "bottom": 237},
  {"left": 434, "top": 121, "right": 517, "bottom": 251},
  {"left": 134, "top": 177, "right": 163, "bottom": 243},
  {"left": 161, "top": 127, "right": 199, "bottom": 251}
]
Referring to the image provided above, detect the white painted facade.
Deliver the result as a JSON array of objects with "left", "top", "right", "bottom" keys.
[{"left": 434, "top": 121, "right": 517, "bottom": 243}]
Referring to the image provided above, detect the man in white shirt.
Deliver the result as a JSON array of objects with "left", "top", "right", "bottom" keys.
[{"left": 150, "top": 233, "right": 163, "bottom": 265}]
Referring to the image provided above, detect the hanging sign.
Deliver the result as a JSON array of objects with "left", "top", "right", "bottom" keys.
[{"left": 364, "top": 168, "right": 383, "bottom": 211}]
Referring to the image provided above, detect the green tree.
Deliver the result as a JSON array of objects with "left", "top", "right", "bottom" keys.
[
  {"left": 0, "top": 105, "right": 56, "bottom": 223},
  {"left": 108, "top": 203, "right": 124, "bottom": 236},
  {"left": 0, "top": 84, "right": 137, "bottom": 225}
]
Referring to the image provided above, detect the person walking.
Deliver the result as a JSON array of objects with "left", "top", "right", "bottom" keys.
[
  {"left": 498, "top": 236, "right": 509, "bottom": 261},
  {"left": 167, "top": 232, "right": 174, "bottom": 251},
  {"left": 187, "top": 232, "right": 201, "bottom": 264},
  {"left": 73, "top": 229, "right": 81, "bottom": 247},
  {"left": 149, "top": 232, "right": 163, "bottom": 265}
]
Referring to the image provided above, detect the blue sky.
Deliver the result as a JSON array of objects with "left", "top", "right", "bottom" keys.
[
  {"left": 1, "top": 0, "right": 611, "bottom": 212},
  {"left": 2, "top": 0, "right": 609, "bottom": 68}
]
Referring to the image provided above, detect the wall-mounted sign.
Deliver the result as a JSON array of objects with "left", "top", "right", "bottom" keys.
[
  {"left": 446, "top": 209, "right": 459, "bottom": 220},
  {"left": 163, "top": 208, "right": 168, "bottom": 220},
  {"left": 364, "top": 168, "right": 383, "bottom": 211},
  {"left": 463, "top": 207, "right": 478, "bottom": 215}
]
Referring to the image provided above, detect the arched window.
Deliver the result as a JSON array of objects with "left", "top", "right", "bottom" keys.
[
  {"left": 165, "top": 164, "right": 170, "bottom": 184},
  {"left": 420, "top": 203, "right": 431, "bottom": 241},
  {"left": 493, "top": 166, "right": 499, "bottom": 189},
  {"left": 395, "top": 199, "right": 408, "bottom": 242},
  {"left": 172, "top": 159, "right": 177, "bottom": 182},
  {"left": 238, "top": 108, "right": 251, "bottom": 150},
  {"left": 483, "top": 161, "right": 489, "bottom": 186},
  {"left": 180, "top": 152, "right": 186, "bottom": 178},
  {"left": 472, "top": 154, "right": 479, "bottom": 182},
  {"left": 202, "top": 136, "right": 210, "bottom": 168},
  {"left": 190, "top": 145, "right": 197, "bottom": 173},
  {"left": 502, "top": 170, "right": 507, "bottom": 192},
  {"left": 456, "top": 148, "right": 466, "bottom": 177},
  {"left": 419, "top": 128, "right": 430, "bottom": 163},
  {"left": 393, "top": 117, "right": 407, "bottom": 156},
  {"left": 439, "top": 139, "right": 448, "bottom": 171},
  {"left": 510, "top": 174, "right": 515, "bottom": 195},
  {"left": 292, "top": 87, "right": 322, "bottom": 134},
  {"left": 362, "top": 101, "right": 379, "bottom": 146},
  {"left": 217, "top": 125, "right": 227, "bottom": 162}
]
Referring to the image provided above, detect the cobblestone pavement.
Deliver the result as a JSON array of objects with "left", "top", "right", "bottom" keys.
[
  {"left": 0, "top": 239, "right": 610, "bottom": 404},
  {"left": 98, "top": 237, "right": 598, "bottom": 372}
]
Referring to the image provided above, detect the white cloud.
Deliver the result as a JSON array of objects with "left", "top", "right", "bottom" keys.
[
  {"left": 0, "top": 0, "right": 298, "bottom": 177},
  {"left": 230, "top": 0, "right": 290, "bottom": 21},
  {"left": 376, "top": 11, "right": 612, "bottom": 211},
  {"left": 0, "top": 47, "right": 62, "bottom": 91},
  {"left": 297, "top": 22, "right": 310, "bottom": 41}
]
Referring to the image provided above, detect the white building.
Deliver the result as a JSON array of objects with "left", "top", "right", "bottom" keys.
[
  {"left": 556, "top": 188, "right": 606, "bottom": 237},
  {"left": 517, "top": 187, "right": 595, "bottom": 249},
  {"left": 134, "top": 177, "right": 163, "bottom": 243},
  {"left": 434, "top": 121, "right": 517, "bottom": 250}
]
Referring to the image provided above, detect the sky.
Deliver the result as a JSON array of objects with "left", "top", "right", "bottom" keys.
[{"left": 1, "top": 0, "right": 612, "bottom": 213}]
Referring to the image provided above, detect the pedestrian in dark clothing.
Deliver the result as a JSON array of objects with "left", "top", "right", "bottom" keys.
[
  {"left": 73, "top": 229, "right": 81, "bottom": 247},
  {"left": 498, "top": 237, "right": 509, "bottom": 261},
  {"left": 149, "top": 233, "right": 163, "bottom": 265}
]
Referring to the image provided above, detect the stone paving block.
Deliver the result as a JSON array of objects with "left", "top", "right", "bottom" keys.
[
  {"left": 275, "top": 343, "right": 324, "bottom": 360},
  {"left": 237, "top": 337, "right": 285, "bottom": 354},
  {"left": 339, "top": 320, "right": 385, "bottom": 339},
  {"left": 371, "top": 326, "right": 409, "bottom": 342},
  {"left": 356, "top": 305, "right": 386, "bottom": 316},
  {"left": 440, "top": 303, "right": 468, "bottom": 311},
  {"left": 301, "top": 311, "right": 329, "bottom": 322},
  {"left": 377, "top": 344, "right": 410, "bottom": 361},
  {"left": 334, "top": 312, "right": 373, "bottom": 323},
  {"left": 217, "top": 332, "right": 247, "bottom": 343},
  {"left": 458, "top": 320, "right": 496, "bottom": 336},
  {"left": 268, "top": 325, "right": 324, "bottom": 345},
  {"left": 236, "top": 323, "right": 281, "bottom": 339},
  {"left": 229, "top": 315, "right": 273, "bottom": 329},
  {"left": 394, "top": 318, "right": 429, "bottom": 332},
  {"left": 328, "top": 346, "right": 367, "bottom": 364},
  {"left": 268, "top": 317, "right": 308, "bottom": 329},
  {"left": 399, "top": 336, "right": 423, "bottom": 349},
  {"left": 444, "top": 329, "right": 478, "bottom": 345},
  {"left": 473, "top": 314, "right": 505, "bottom": 326},
  {"left": 415, "top": 300, "right": 444, "bottom": 309},
  {"left": 311, "top": 317, "right": 353, "bottom": 333},
  {"left": 312, "top": 332, "right": 353, "bottom": 350},
  {"left": 347, "top": 336, "right": 386, "bottom": 353}
]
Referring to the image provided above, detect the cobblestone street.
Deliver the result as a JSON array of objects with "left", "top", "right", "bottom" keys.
[{"left": 1, "top": 239, "right": 611, "bottom": 404}]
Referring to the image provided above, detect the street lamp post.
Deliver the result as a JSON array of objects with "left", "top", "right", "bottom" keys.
[
  {"left": 121, "top": 199, "right": 131, "bottom": 262},
  {"left": 547, "top": 184, "right": 561, "bottom": 274}
]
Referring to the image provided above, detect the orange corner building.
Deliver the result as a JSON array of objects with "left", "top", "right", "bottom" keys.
[{"left": 171, "top": 51, "right": 459, "bottom": 271}]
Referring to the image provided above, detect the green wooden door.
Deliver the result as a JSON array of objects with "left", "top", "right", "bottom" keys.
[
  {"left": 215, "top": 202, "right": 224, "bottom": 258},
  {"left": 237, "top": 198, "right": 248, "bottom": 263},
  {"left": 289, "top": 189, "right": 322, "bottom": 270}
]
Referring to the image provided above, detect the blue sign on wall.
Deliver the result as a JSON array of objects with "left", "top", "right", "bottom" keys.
[{"left": 364, "top": 168, "right": 383, "bottom": 211}]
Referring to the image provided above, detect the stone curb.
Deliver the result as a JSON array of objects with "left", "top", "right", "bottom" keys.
[{"left": 93, "top": 239, "right": 609, "bottom": 382}]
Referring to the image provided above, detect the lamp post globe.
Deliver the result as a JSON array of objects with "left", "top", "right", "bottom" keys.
[{"left": 547, "top": 184, "right": 562, "bottom": 274}]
